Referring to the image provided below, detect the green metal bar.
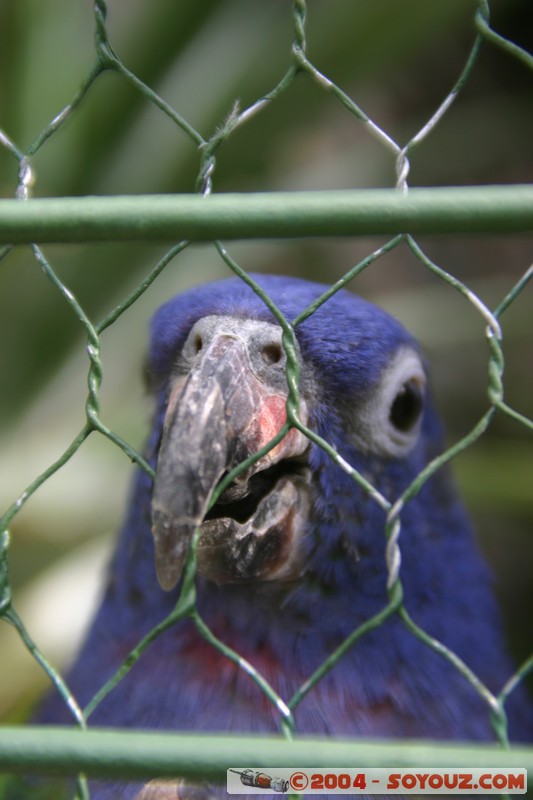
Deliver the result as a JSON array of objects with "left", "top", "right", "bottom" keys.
[
  {"left": 1, "top": 186, "right": 532, "bottom": 243},
  {"left": 1, "top": 728, "right": 532, "bottom": 782}
]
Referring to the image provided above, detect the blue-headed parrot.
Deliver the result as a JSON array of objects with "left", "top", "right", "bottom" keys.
[{"left": 34, "top": 275, "right": 531, "bottom": 799}]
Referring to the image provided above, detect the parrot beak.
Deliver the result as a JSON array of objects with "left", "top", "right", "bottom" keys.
[{"left": 151, "top": 317, "right": 310, "bottom": 591}]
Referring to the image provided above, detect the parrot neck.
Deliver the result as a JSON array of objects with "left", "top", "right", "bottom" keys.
[{"left": 115, "top": 463, "right": 492, "bottom": 668}]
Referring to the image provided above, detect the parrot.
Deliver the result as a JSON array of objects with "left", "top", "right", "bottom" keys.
[{"left": 28, "top": 274, "right": 531, "bottom": 799}]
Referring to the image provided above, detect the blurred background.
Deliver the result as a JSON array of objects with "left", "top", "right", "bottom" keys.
[{"left": 0, "top": 0, "right": 532, "bottom": 727}]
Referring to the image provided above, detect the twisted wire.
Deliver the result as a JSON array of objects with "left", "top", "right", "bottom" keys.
[{"left": 0, "top": 1, "right": 531, "bottom": 790}]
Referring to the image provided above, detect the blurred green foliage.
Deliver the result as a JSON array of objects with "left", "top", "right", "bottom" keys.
[{"left": 0, "top": 0, "right": 531, "bottom": 723}]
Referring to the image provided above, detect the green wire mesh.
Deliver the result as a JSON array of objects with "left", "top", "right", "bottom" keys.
[{"left": 0, "top": 1, "right": 532, "bottom": 797}]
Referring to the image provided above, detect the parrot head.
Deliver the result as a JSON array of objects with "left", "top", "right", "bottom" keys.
[
  {"left": 29, "top": 273, "right": 531, "bottom": 784},
  {"left": 147, "top": 274, "right": 430, "bottom": 595}
]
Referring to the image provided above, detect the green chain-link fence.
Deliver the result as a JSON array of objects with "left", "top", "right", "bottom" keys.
[{"left": 0, "top": 1, "right": 532, "bottom": 797}]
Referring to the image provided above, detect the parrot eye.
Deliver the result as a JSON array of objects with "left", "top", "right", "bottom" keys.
[
  {"left": 352, "top": 347, "right": 426, "bottom": 458},
  {"left": 389, "top": 378, "right": 424, "bottom": 433}
]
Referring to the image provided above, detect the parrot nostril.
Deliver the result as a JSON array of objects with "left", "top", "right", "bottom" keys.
[
  {"left": 193, "top": 333, "right": 203, "bottom": 354},
  {"left": 261, "top": 343, "right": 283, "bottom": 365}
]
